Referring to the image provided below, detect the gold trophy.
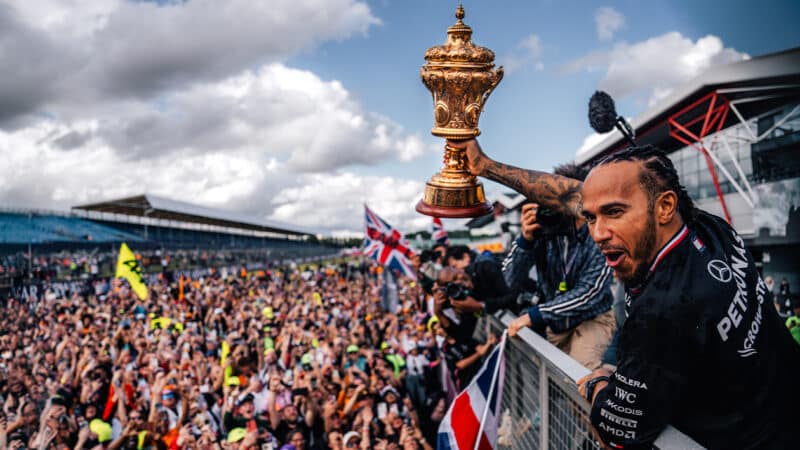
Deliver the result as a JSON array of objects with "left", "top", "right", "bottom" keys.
[{"left": 415, "top": 5, "right": 503, "bottom": 218}]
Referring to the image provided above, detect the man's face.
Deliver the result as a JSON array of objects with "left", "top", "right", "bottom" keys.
[
  {"left": 435, "top": 267, "right": 473, "bottom": 295},
  {"left": 447, "top": 254, "right": 470, "bottom": 270},
  {"left": 238, "top": 401, "right": 254, "bottom": 418},
  {"left": 289, "top": 431, "right": 305, "bottom": 450},
  {"left": 282, "top": 404, "right": 298, "bottom": 422},
  {"left": 161, "top": 395, "right": 177, "bottom": 408},
  {"left": 581, "top": 161, "right": 657, "bottom": 286}
]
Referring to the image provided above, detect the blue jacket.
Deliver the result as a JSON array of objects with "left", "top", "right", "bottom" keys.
[{"left": 502, "top": 224, "right": 612, "bottom": 333}]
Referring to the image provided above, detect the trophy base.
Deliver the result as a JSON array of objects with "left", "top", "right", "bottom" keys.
[
  {"left": 415, "top": 200, "right": 493, "bottom": 218},
  {"left": 415, "top": 180, "right": 493, "bottom": 218}
]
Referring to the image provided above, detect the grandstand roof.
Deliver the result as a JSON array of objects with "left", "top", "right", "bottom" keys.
[
  {"left": 464, "top": 192, "right": 526, "bottom": 229},
  {"left": 72, "top": 194, "right": 315, "bottom": 237},
  {"left": 576, "top": 47, "right": 800, "bottom": 165}
]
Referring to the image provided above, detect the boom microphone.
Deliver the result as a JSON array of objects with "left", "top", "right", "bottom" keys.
[
  {"left": 588, "top": 90, "right": 637, "bottom": 146},
  {"left": 588, "top": 91, "right": 617, "bottom": 133}
]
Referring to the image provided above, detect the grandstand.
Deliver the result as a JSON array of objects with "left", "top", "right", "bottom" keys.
[
  {"left": 0, "top": 212, "right": 141, "bottom": 246},
  {"left": 0, "top": 193, "right": 332, "bottom": 255}
]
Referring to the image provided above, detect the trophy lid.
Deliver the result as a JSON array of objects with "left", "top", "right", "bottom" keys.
[{"left": 424, "top": 5, "right": 495, "bottom": 65}]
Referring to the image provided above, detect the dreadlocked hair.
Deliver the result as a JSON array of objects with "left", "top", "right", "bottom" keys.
[{"left": 597, "top": 145, "right": 697, "bottom": 224}]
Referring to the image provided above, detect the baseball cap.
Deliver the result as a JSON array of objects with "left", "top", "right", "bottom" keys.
[
  {"left": 161, "top": 385, "right": 177, "bottom": 400},
  {"left": 343, "top": 431, "right": 360, "bottom": 445},
  {"left": 380, "top": 386, "right": 399, "bottom": 399},
  {"left": 346, "top": 345, "right": 359, "bottom": 353},
  {"left": 227, "top": 428, "right": 247, "bottom": 443},
  {"left": 90, "top": 419, "right": 112, "bottom": 443},
  {"left": 236, "top": 393, "right": 254, "bottom": 407},
  {"left": 427, "top": 315, "right": 440, "bottom": 332},
  {"left": 301, "top": 353, "right": 312, "bottom": 366}
]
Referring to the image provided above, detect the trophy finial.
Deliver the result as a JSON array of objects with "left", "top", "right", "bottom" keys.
[{"left": 455, "top": 4, "right": 465, "bottom": 22}]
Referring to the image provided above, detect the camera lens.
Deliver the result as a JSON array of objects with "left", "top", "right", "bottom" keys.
[{"left": 445, "top": 283, "right": 467, "bottom": 300}]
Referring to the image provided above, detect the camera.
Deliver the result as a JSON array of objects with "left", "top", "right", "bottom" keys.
[
  {"left": 444, "top": 282, "right": 471, "bottom": 301},
  {"left": 535, "top": 207, "right": 573, "bottom": 237}
]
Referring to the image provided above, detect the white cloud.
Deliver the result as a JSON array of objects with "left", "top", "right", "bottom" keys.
[
  {"left": 0, "top": 1, "right": 437, "bottom": 234},
  {"left": 0, "top": 0, "right": 380, "bottom": 126},
  {"left": 595, "top": 7, "right": 624, "bottom": 41},
  {"left": 501, "top": 34, "right": 545, "bottom": 73},
  {"left": 270, "top": 173, "right": 426, "bottom": 234},
  {"left": 574, "top": 116, "right": 633, "bottom": 159},
  {"left": 564, "top": 32, "right": 749, "bottom": 105},
  {"left": 577, "top": 130, "right": 610, "bottom": 156},
  {"left": 519, "top": 35, "right": 544, "bottom": 57},
  {"left": 0, "top": 64, "right": 432, "bottom": 225}
]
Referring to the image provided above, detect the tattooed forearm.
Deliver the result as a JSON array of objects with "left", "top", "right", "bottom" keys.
[
  {"left": 481, "top": 160, "right": 582, "bottom": 218},
  {"left": 483, "top": 165, "right": 526, "bottom": 195}
]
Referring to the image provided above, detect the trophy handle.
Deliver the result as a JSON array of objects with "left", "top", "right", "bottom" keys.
[{"left": 479, "top": 66, "right": 504, "bottom": 110}]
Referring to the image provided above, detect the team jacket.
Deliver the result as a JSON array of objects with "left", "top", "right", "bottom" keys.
[
  {"left": 502, "top": 224, "right": 613, "bottom": 333},
  {"left": 590, "top": 211, "right": 800, "bottom": 449}
]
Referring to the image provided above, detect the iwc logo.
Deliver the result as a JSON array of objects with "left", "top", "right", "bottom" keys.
[{"left": 707, "top": 259, "right": 732, "bottom": 283}]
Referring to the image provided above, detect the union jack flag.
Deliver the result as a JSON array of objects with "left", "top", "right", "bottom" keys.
[
  {"left": 432, "top": 217, "right": 450, "bottom": 245},
  {"left": 363, "top": 205, "right": 416, "bottom": 279}
]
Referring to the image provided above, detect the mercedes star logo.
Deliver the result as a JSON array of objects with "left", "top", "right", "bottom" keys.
[{"left": 707, "top": 259, "right": 732, "bottom": 283}]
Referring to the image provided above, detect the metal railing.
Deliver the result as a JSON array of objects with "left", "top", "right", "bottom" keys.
[{"left": 477, "top": 311, "right": 704, "bottom": 450}]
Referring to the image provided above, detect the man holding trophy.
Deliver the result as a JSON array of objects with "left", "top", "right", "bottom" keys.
[{"left": 417, "top": 6, "right": 799, "bottom": 449}]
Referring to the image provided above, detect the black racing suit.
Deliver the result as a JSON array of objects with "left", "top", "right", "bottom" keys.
[{"left": 590, "top": 211, "right": 800, "bottom": 449}]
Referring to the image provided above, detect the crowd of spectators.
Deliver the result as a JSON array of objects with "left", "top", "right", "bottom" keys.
[
  {"left": 0, "top": 255, "right": 466, "bottom": 450},
  {"left": 4, "top": 234, "right": 794, "bottom": 450},
  {"left": 0, "top": 249, "right": 287, "bottom": 283}
]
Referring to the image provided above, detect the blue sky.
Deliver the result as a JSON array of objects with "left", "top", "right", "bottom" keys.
[
  {"left": 292, "top": 0, "right": 800, "bottom": 183},
  {"left": 0, "top": 0, "right": 797, "bottom": 235}
]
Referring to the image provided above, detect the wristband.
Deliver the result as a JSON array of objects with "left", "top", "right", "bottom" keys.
[{"left": 583, "top": 376, "right": 610, "bottom": 402}]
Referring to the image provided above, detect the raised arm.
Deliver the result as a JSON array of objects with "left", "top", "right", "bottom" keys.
[{"left": 452, "top": 139, "right": 583, "bottom": 218}]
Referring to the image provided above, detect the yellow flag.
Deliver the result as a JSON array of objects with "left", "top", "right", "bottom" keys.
[
  {"left": 221, "top": 341, "right": 233, "bottom": 384},
  {"left": 220, "top": 340, "right": 230, "bottom": 366},
  {"left": 115, "top": 243, "right": 148, "bottom": 300}
]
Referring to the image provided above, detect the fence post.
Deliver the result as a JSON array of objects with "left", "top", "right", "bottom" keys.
[{"left": 539, "top": 361, "right": 549, "bottom": 450}]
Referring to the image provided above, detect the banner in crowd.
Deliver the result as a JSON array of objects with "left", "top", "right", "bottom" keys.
[
  {"left": 9, "top": 280, "right": 91, "bottom": 302},
  {"left": 363, "top": 205, "right": 416, "bottom": 279},
  {"left": 433, "top": 216, "right": 451, "bottom": 245},
  {"left": 438, "top": 332, "right": 507, "bottom": 450},
  {"left": 116, "top": 243, "right": 148, "bottom": 300}
]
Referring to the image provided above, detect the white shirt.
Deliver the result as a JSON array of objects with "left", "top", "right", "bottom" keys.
[{"left": 406, "top": 353, "right": 430, "bottom": 377}]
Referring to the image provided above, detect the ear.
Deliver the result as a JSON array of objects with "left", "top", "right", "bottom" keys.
[{"left": 655, "top": 191, "right": 678, "bottom": 225}]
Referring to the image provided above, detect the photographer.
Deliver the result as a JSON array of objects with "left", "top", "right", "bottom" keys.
[
  {"left": 504, "top": 163, "right": 615, "bottom": 371},
  {"left": 431, "top": 266, "right": 481, "bottom": 346},
  {"left": 433, "top": 246, "right": 518, "bottom": 342},
  {"left": 445, "top": 246, "right": 513, "bottom": 309},
  {"left": 433, "top": 267, "right": 498, "bottom": 389}
]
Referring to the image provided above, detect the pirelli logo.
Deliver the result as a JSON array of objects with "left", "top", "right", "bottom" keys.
[{"left": 600, "top": 408, "right": 639, "bottom": 428}]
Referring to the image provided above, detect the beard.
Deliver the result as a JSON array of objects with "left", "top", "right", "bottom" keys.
[{"left": 620, "top": 212, "right": 657, "bottom": 288}]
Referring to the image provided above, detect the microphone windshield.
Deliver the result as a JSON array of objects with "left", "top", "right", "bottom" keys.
[{"left": 588, "top": 90, "right": 617, "bottom": 133}]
